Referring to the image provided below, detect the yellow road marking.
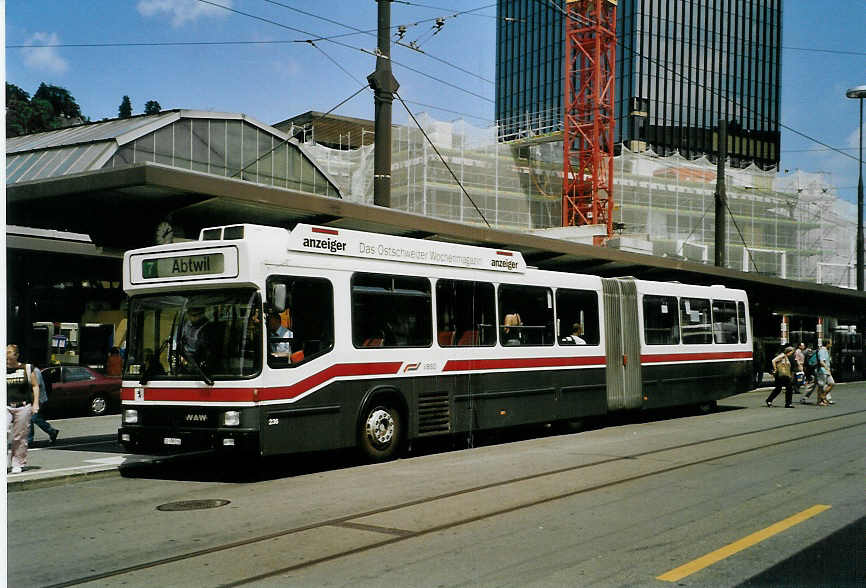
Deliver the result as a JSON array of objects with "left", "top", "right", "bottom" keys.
[{"left": 657, "top": 504, "right": 831, "bottom": 582}]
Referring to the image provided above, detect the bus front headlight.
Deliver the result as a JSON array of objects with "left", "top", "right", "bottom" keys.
[
  {"left": 223, "top": 411, "right": 240, "bottom": 426},
  {"left": 124, "top": 409, "right": 139, "bottom": 424}
]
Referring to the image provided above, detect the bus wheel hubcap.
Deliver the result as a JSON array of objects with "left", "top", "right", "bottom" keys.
[{"left": 366, "top": 409, "right": 393, "bottom": 446}]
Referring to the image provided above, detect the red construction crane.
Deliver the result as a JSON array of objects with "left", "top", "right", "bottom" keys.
[{"left": 562, "top": 0, "right": 617, "bottom": 244}]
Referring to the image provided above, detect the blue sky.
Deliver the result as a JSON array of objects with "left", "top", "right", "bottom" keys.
[{"left": 5, "top": 1, "right": 865, "bottom": 205}]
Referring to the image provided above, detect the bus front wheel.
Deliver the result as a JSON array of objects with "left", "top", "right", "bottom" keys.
[{"left": 359, "top": 403, "right": 402, "bottom": 462}]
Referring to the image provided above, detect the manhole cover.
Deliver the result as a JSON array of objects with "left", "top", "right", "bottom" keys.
[{"left": 156, "top": 499, "right": 231, "bottom": 512}]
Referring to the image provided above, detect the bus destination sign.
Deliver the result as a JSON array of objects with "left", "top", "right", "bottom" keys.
[
  {"left": 288, "top": 224, "right": 526, "bottom": 273},
  {"left": 141, "top": 253, "right": 225, "bottom": 279}
]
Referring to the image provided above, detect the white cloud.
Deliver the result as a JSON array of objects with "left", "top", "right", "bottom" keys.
[
  {"left": 21, "top": 32, "right": 69, "bottom": 74},
  {"left": 137, "top": 0, "right": 233, "bottom": 27},
  {"left": 846, "top": 126, "right": 861, "bottom": 150}
]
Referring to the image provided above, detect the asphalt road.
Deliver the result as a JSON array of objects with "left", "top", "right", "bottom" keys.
[{"left": 7, "top": 383, "right": 865, "bottom": 587}]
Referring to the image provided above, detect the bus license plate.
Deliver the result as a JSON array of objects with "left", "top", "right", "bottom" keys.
[{"left": 163, "top": 437, "right": 182, "bottom": 446}]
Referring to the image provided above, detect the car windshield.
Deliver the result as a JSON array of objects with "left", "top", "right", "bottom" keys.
[{"left": 125, "top": 289, "right": 262, "bottom": 382}]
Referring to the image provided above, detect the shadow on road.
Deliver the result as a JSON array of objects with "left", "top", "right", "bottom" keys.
[
  {"left": 736, "top": 516, "right": 864, "bottom": 587},
  {"left": 117, "top": 403, "right": 745, "bottom": 484}
]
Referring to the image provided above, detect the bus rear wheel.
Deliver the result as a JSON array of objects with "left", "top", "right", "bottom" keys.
[{"left": 359, "top": 403, "right": 402, "bottom": 462}]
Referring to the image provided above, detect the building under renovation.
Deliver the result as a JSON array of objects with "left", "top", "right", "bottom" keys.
[{"left": 283, "top": 112, "right": 859, "bottom": 290}]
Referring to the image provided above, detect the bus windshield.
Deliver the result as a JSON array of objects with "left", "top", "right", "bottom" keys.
[{"left": 125, "top": 289, "right": 262, "bottom": 382}]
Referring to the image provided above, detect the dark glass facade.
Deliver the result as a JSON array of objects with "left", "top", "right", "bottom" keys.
[
  {"left": 496, "top": 0, "right": 782, "bottom": 169},
  {"left": 496, "top": 0, "right": 564, "bottom": 139}
]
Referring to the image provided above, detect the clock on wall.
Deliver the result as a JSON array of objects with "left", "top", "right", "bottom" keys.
[{"left": 155, "top": 220, "right": 174, "bottom": 244}]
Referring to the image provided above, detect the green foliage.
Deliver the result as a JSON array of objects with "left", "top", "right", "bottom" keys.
[
  {"left": 118, "top": 95, "right": 133, "bottom": 119},
  {"left": 144, "top": 100, "right": 162, "bottom": 115},
  {"left": 6, "top": 82, "right": 82, "bottom": 138},
  {"left": 34, "top": 83, "right": 82, "bottom": 119}
]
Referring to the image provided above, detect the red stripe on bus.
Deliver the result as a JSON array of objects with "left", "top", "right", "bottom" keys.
[
  {"left": 122, "top": 361, "right": 403, "bottom": 403},
  {"left": 641, "top": 351, "right": 753, "bottom": 363},
  {"left": 443, "top": 356, "right": 606, "bottom": 372},
  {"left": 121, "top": 352, "right": 751, "bottom": 403},
  {"left": 258, "top": 361, "right": 402, "bottom": 401},
  {"left": 312, "top": 227, "right": 339, "bottom": 235},
  {"left": 121, "top": 387, "right": 257, "bottom": 402}
]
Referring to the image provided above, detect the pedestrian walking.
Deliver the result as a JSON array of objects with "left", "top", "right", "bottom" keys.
[
  {"left": 792, "top": 342, "right": 806, "bottom": 394},
  {"left": 800, "top": 345, "right": 819, "bottom": 403},
  {"left": 7, "top": 344, "right": 40, "bottom": 473},
  {"left": 816, "top": 340, "right": 835, "bottom": 406},
  {"left": 27, "top": 363, "right": 59, "bottom": 445},
  {"left": 766, "top": 346, "right": 795, "bottom": 408}
]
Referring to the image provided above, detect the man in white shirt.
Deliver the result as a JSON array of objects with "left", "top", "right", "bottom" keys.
[{"left": 267, "top": 312, "right": 293, "bottom": 356}]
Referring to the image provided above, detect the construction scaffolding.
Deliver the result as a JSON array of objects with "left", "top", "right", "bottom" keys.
[{"left": 299, "top": 113, "right": 859, "bottom": 289}]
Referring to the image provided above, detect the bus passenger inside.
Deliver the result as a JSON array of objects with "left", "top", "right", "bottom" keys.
[
  {"left": 503, "top": 312, "right": 523, "bottom": 346},
  {"left": 561, "top": 322, "right": 587, "bottom": 345}
]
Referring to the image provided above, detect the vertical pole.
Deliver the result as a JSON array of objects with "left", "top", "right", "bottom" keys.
[
  {"left": 715, "top": 120, "right": 728, "bottom": 267},
  {"left": 368, "top": 0, "right": 399, "bottom": 208},
  {"left": 856, "top": 98, "right": 864, "bottom": 291}
]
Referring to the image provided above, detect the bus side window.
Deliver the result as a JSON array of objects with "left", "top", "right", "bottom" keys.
[
  {"left": 352, "top": 273, "right": 432, "bottom": 348},
  {"left": 712, "top": 299, "right": 739, "bottom": 344},
  {"left": 265, "top": 276, "right": 334, "bottom": 368},
  {"left": 737, "top": 301, "right": 748, "bottom": 343},
  {"left": 435, "top": 279, "right": 495, "bottom": 347},
  {"left": 643, "top": 295, "right": 680, "bottom": 345},
  {"left": 555, "top": 288, "right": 600, "bottom": 345},
  {"left": 680, "top": 297, "right": 713, "bottom": 344},
  {"left": 497, "top": 284, "right": 555, "bottom": 346}
]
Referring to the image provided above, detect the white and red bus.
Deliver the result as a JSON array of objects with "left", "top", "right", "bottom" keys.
[{"left": 119, "top": 223, "right": 753, "bottom": 460}]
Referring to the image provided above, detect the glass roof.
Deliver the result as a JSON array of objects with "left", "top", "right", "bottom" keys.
[
  {"left": 6, "top": 113, "right": 176, "bottom": 154},
  {"left": 5, "top": 111, "right": 342, "bottom": 197}
]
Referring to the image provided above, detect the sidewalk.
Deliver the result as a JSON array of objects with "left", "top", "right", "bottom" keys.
[{"left": 6, "top": 414, "right": 161, "bottom": 491}]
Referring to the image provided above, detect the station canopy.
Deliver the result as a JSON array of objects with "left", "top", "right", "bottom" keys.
[{"left": 6, "top": 109, "right": 342, "bottom": 198}]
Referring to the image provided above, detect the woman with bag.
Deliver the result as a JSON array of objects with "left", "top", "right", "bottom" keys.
[
  {"left": 6, "top": 344, "right": 40, "bottom": 473},
  {"left": 766, "top": 346, "right": 795, "bottom": 408}
]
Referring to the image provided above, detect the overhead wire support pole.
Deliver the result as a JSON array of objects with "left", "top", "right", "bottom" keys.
[
  {"left": 562, "top": 0, "right": 617, "bottom": 244},
  {"left": 715, "top": 120, "right": 727, "bottom": 268},
  {"left": 368, "top": 0, "right": 400, "bottom": 208}
]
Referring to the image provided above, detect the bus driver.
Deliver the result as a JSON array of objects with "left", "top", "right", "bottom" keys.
[{"left": 267, "top": 312, "right": 293, "bottom": 357}]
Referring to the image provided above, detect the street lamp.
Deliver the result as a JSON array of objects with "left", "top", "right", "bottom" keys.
[{"left": 846, "top": 85, "right": 866, "bottom": 291}]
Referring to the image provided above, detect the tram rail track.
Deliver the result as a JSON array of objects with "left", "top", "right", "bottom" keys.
[{"left": 48, "top": 409, "right": 866, "bottom": 587}]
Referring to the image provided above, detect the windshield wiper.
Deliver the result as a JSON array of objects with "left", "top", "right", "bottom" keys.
[
  {"left": 139, "top": 334, "right": 171, "bottom": 385},
  {"left": 140, "top": 311, "right": 178, "bottom": 385},
  {"left": 178, "top": 338, "right": 215, "bottom": 386}
]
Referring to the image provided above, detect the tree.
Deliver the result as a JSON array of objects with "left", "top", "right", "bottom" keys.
[
  {"left": 33, "top": 83, "right": 82, "bottom": 120},
  {"left": 6, "top": 83, "right": 32, "bottom": 137},
  {"left": 6, "top": 82, "right": 80, "bottom": 137},
  {"left": 118, "top": 95, "right": 133, "bottom": 119},
  {"left": 144, "top": 100, "right": 162, "bottom": 115}
]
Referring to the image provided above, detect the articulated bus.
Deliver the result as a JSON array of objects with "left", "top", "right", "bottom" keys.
[{"left": 118, "top": 223, "right": 753, "bottom": 461}]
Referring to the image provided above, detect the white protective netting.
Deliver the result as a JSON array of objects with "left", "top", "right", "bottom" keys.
[{"left": 301, "top": 114, "right": 859, "bottom": 288}]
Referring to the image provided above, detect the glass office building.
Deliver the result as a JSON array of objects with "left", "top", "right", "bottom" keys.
[{"left": 496, "top": 0, "right": 782, "bottom": 169}]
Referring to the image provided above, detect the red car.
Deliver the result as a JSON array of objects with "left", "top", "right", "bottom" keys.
[{"left": 40, "top": 366, "right": 121, "bottom": 416}]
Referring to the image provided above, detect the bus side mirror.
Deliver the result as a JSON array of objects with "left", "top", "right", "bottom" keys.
[{"left": 270, "top": 284, "right": 287, "bottom": 312}]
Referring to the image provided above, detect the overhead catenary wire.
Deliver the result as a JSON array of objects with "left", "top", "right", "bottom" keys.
[
  {"left": 395, "top": 91, "right": 491, "bottom": 228},
  {"left": 230, "top": 0, "right": 495, "bottom": 85},
  {"left": 189, "top": 0, "right": 493, "bottom": 103},
  {"left": 230, "top": 83, "right": 371, "bottom": 181}
]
